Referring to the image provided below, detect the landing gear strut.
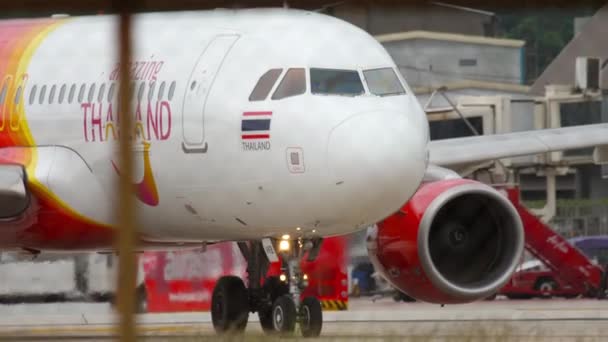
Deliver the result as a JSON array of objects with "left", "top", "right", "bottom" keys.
[{"left": 210, "top": 238, "right": 323, "bottom": 337}]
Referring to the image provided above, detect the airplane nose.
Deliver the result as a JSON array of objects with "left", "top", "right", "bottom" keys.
[{"left": 327, "top": 110, "right": 427, "bottom": 225}]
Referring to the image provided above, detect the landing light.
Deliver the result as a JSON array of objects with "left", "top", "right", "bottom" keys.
[
  {"left": 279, "top": 274, "right": 287, "bottom": 282},
  {"left": 279, "top": 239, "right": 290, "bottom": 251}
]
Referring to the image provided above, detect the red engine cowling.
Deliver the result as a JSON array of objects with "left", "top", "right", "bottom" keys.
[{"left": 367, "top": 179, "right": 524, "bottom": 304}]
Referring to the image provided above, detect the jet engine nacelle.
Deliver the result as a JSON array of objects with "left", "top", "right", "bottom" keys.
[{"left": 367, "top": 179, "right": 524, "bottom": 304}]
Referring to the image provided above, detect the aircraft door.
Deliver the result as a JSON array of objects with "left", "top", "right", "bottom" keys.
[{"left": 182, "top": 34, "right": 239, "bottom": 153}]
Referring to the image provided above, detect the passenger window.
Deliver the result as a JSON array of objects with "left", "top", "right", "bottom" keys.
[
  {"left": 168, "top": 81, "right": 176, "bottom": 101},
  {"left": 148, "top": 82, "right": 156, "bottom": 102},
  {"left": 0, "top": 83, "right": 7, "bottom": 104},
  {"left": 158, "top": 81, "right": 166, "bottom": 101},
  {"left": 363, "top": 68, "right": 405, "bottom": 96},
  {"left": 249, "top": 69, "right": 282, "bottom": 101},
  {"left": 137, "top": 83, "right": 145, "bottom": 102},
  {"left": 14, "top": 86, "right": 22, "bottom": 104},
  {"left": 29, "top": 85, "right": 38, "bottom": 105},
  {"left": 39, "top": 85, "right": 47, "bottom": 105},
  {"left": 78, "top": 84, "right": 85, "bottom": 103},
  {"left": 49, "top": 85, "right": 56, "bottom": 104},
  {"left": 68, "top": 84, "right": 76, "bottom": 104},
  {"left": 272, "top": 68, "right": 306, "bottom": 100},
  {"left": 59, "top": 84, "right": 66, "bottom": 104},
  {"left": 108, "top": 83, "right": 116, "bottom": 102},
  {"left": 88, "top": 84, "right": 96, "bottom": 103},
  {"left": 98, "top": 83, "right": 106, "bottom": 103},
  {"left": 310, "top": 68, "right": 364, "bottom": 96}
]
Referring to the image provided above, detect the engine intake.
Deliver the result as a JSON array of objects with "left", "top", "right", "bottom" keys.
[{"left": 367, "top": 179, "right": 524, "bottom": 304}]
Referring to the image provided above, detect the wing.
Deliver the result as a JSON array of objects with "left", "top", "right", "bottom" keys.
[
  {"left": 0, "top": 146, "right": 116, "bottom": 249},
  {"left": 429, "top": 123, "right": 608, "bottom": 167}
]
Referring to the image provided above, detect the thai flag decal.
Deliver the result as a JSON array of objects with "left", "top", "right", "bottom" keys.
[{"left": 241, "top": 111, "right": 272, "bottom": 140}]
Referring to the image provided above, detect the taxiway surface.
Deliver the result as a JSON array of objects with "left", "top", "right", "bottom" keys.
[{"left": 0, "top": 297, "right": 605, "bottom": 340}]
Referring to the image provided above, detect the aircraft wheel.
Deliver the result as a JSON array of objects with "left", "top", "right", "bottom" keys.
[
  {"left": 300, "top": 296, "right": 323, "bottom": 338},
  {"left": 272, "top": 295, "right": 296, "bottom": 334},
  {"left": 259, "top": 276, "right": 289, "bottom": 333},
  {"left": 211, "top": 276, "right": 249, "bottom": 333},
  {"left": 259, "top": 309, "right": 274, "bottom": 333}
]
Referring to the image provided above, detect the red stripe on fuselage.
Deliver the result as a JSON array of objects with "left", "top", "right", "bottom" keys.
[{"left": 242, "top": 134, "right": 270, "bottom": 139}]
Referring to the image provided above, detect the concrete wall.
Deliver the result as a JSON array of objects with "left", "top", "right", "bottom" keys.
[
  {"left": 332, "top": 4, "right": 496, "bottom": 37},
  {"left": 577, "top": 165, "right": 608, "bottom": 199},
  {"left": 383, "top": 39, "right": 523, "bottom": 87}
]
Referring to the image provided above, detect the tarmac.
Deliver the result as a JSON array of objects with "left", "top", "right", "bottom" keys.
[{"left": 0, "top": 297, "right": 606, "bottom": 341}]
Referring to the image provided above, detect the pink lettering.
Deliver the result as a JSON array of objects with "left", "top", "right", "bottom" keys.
[
  {"left": 91, "top": 103, "right": 103, "bottom": 142},
  {"left": 135, "top": 102, "right": 143, "bottom": 122},
  {"left": 81, "top": 103, "right": 91, "bottom": 142},
  {"left": 151, "top": 62, "right": 163, "bottom": 82},
  {"left": 106, "top": 102, "right": 114, "bottom": 122},
  {"left": 160, "top": 101, "right": 171, "bottom": 140},
  {"left": 147, "top": 102, "right": 159, "bottom": 140},
  {"left": 109, "top": 63, "right": 119, "bottom": 81}
]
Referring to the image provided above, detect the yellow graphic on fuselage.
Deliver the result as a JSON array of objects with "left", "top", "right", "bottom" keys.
[{"left": 111, "top": 141, "right": 160, "bottom": 206}]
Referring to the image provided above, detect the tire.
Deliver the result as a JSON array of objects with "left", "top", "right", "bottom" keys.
[
  {"left": 135, "top": 285, "right": 147, "bottom": 314},
  {"left": 259, "top": 309, "right": 274, "bottom": 333},
  {"left": 271, "top": 295, "right": 296, "bottom": 334},
  {"left": 211, "top": 276, "right": 249, "bottom": 333},
  {"left": 259, "top": 276, "right": 289, "bottom": 333},
  {"left": 300, "top": 297, "right": 323, "bottom": 338},
  {"left": 535, "top": 277, "right": 557, "bottom": 299}
]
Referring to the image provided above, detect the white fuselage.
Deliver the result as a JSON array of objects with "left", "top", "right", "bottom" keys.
[{"left": 4, "top": 9, "right": 429, "bottom": 245}]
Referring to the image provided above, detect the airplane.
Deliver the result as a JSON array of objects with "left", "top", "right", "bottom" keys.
[{"left": 0, "top": 8, "right": 607, "bottom": 338}]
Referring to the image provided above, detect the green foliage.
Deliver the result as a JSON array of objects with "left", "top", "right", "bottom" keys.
[
  {"left": 524, "top": 198, "right": 608, "bottom": 209},
  {"left": 495, "top": 5, "right": 599, "bottom": 83}
]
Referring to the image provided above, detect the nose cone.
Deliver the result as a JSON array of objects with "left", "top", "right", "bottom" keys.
[{"left": 327, "top": 110, "right": 427, "bottom": 226}]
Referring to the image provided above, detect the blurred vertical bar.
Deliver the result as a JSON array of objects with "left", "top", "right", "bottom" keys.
[{"left": 113, "top": 0, "right": 137, "bottom": 341}]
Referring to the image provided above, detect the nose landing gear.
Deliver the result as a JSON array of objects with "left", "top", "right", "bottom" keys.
[{"left": 210, "top": 238, "right": 323, "bottom": 337}]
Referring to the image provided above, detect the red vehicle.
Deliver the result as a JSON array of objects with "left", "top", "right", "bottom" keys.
[
  {"left": 499, "top": 260, "right": 581, "bottom": 299},
  {"left": 496, "top": 189, "right": 606, "bottom": 300}
]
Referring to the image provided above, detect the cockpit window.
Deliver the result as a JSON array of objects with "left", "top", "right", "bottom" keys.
[
  {"left": 249, "top": 69, "right": 282, "bottom": 101},
  {"left": 272, "top": 68, "right": 306, "bottom": 100},
  {"left": 363, "top": 68, "right": 406, "bottom": 96},
  {"left": 310, "top": 68, "right": 364, "bottom": 96}
]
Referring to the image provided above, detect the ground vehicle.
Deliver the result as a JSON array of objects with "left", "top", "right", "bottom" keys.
[
  {"left": 501, "top": 236, "right": 608, "bottom": 299},
  {"left": 569, "top": 236, "right": 608, "bottom": 265},
  {"left": 500, "top": 260, "right": 580, "bottom": 299}
]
